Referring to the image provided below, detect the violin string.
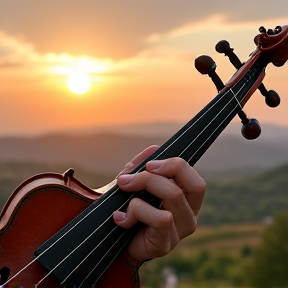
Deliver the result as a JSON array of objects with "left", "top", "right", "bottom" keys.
[
  {"left": 42, "top": 84, "right": 236, "bottom": 276},
  {"left": 230, "top": 87, "right": 244, "bottom": 109},
  {"left": 186, "top": 85, "right": 246, "bottom": 163},
  {"left": 62, "top": 86, "right": 244, "bottom": 287},
  {"left": 36, "top": 226, "right": 120, "bottom": 286},
  {"left": 70, "top": 230, "right": 127, "bottom": 287},
  {"left": 2, "top": 85, "right": 239, "bottom": 287},
  {"left": 3, "top": 77, "right": 234, "bottom": 287},
  {"left": 0, "top": 187, "right": 123, "bottom": 287},
  {"left": 133, "top": 88, "right": 233, "bottom": 169},
  {"left": 43, "top": 85, "right": 244, "bottom": 286},
  {"left": 75, "top": 197, "right": 156, "bottom": 288},
  {"left": 179, "top": 84, "right": 246, "bottom": 160},
  {"left": 189, "top": 104, "right": 238, "bottom": 163},
  {"left": 36, "top": 188, "right": 140, "bottom": 286},
  {"left": 78, "top": 227, "right": 135, "bottom": 287},
  {"left": 3, "top": 77, "right": 247, "bottom": 287},
  {"left": 74, "top": 83, "right": 249, "bottom": 286},
  {"left": 1, "top": 188, "right": 127, "bottom": 287}
]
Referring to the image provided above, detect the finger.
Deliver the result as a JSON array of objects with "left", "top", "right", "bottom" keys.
[
  {"left": 146, "top": 158, "right": 206, "bottom": 215},
  {"left": 113, "top": 198, "right": 173, "bottom": 230},
  {"left": 117, "top": 172, "right": 197, "bottom": 239},
  {"left": 113, "top": 198, "right": 179, "bottom": 259},
  {"left": 117, "top": 145, "right": 159, "bottom": 176},
  {"left": 117, "top": 172, "right": 184, "bottom": 202}
]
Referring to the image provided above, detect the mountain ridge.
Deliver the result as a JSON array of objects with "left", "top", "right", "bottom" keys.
[{"left": 0, "top": 122, "right": 287, "bottom": 179}]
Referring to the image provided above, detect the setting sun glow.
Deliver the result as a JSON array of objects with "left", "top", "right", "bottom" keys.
[{"left": 67, "top": 72, "right": 91, "bottom": 94}]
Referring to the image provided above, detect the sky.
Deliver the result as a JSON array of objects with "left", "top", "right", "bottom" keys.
[{"left": 0, "top": 0, "right": 288, "bottom": 136}]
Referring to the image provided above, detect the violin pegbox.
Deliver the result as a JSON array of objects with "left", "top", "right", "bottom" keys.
[
  {"left": 194, "top": 25, "right": 288, "bottom": 140},
  {"left": 194, "top": 41, "right": 261, "bottom": 140}
]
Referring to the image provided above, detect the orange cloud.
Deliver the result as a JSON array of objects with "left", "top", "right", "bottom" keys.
[{"left": 145, "top": 15, "right": 288, "bottom": 43}]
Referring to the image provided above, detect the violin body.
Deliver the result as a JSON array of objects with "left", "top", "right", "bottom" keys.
[{"left": 0, "top": 169, "right": 101, "bottom": 287}]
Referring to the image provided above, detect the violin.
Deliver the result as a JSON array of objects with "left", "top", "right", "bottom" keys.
[{"left": 1, "top": 25, "right": 288, "bottom": 288}]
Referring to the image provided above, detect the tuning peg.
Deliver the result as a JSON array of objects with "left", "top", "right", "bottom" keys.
[
  {"left": 259, "top": 26, "right": 267, "bottom": 33},
  {"left": 238, "top": 110, "right": 261, "bottom": 140},
  {"left": 274, "top": 26, "right": 282, "bottom": 34},
  {"left": 267, "top": 29, "right": 275, "bottom": 35},
  {"left": 194, "top": 55, "right": 224, "bottom": 91},
  {"left": 215, "top": 40, "right": 242, "bottom": 69},
  {"left": 258, "top": 83, "right": 281, "bottom": 107},
  {"left": 259, "top": 25, "right": 282, "bottom": 35}
]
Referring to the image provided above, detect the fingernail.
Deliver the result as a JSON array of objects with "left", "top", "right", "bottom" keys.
[
  {"left": 146, "top": 160, "right": 164, "bottom": 170},
  {"left": 113, "top": 211, "right": 126, "bottom": 222},
  {"left": 125, "top": 162, "right": 135, "bottom": 170},
  {"left": 117, "top": 174, "right": 134, "bottom": 185},
  {"left": 116, "top": 162, "right": 135, "bottom": 178}
]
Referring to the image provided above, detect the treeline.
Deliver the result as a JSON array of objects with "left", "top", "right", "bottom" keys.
[
  {"left": 199, "top": 162, "right": 288, "bottom": 225},
  {"left": 140, "top": 212, "right": 288, "bottom": 288},
  {"left": 140, "top": 245, "right": 252, "bottom": 287}
]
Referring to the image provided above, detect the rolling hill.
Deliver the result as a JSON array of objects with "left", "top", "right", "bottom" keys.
[{"left": 0, "top": 123, "right": 287, "bottom": 180}]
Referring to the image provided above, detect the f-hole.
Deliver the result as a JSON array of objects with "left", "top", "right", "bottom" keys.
[{"left": 0, "top": 267, "right": 10, "bottom": 284}]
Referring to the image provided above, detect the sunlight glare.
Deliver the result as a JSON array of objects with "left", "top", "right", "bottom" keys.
[{"left": 67, "top": 72, "right": 91, "bottom": 94}]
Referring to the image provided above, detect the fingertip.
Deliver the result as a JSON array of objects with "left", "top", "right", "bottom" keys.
[
  {"left": 117, "top": 174, "right": 134, "bottom": 185},
  {"left": 116, "top": 162, "right": 135, "bottom": 178},
  {"left": 113, "top": 210, "right": 127, "bottom": 223}
]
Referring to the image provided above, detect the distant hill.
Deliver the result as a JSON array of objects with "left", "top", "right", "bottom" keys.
[
  {"left": 200, "top": 162, "right": 288, "bottom": 225},
  {"left": 1, "top": 161, "right": 287, "bottom": 225},
  {"left": 0, "top": 123, "right": 287, "bottom": 179}
]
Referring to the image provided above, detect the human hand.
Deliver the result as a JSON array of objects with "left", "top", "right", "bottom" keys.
[{"left": 113, "top": 146, "right": 206, "bottom": 264}]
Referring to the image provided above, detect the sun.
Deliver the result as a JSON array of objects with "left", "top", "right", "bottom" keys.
[{"left": 67, "top": 72, "right": 91, "bottom": 94}]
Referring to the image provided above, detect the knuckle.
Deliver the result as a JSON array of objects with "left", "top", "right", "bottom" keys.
[
  {"left": 170, "top": 157, "right": 188, "bottom": 172},
  {"left": 138, "top": 170, "right": 150, "bottom": 182},
  {"left": 170, "top": 185, "right": 185, "bottom": 202},
  {"left": 181, "top": 215, "right": 197, "bottom": 239},
  {"left": 159, "top": 211, "right": 174, "bottom": 228},
  {"left": 129, "top": 197, "right": 143, "bottom": 210},
  {"left": 187, "top": 216, "right": 198, "bottom": 235},
  {"left": 196, "top": 177, "right": 207, "bottom": 195}
]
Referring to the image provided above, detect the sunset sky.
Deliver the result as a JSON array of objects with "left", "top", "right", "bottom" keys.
[{"left": 0, "top": 1, "right": 288, "bottom": 136}]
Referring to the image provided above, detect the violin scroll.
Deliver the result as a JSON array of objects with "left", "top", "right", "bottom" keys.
[{"left": 255, "top": 25, "right": 288, "bottom": 67}]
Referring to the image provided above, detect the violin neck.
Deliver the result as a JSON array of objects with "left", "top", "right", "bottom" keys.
[
  {"left": 35, "top": 53, "right": 270, "bottom": 287},
  {"left": 132, "top": 53, "right": 269, "bottom": 170}
]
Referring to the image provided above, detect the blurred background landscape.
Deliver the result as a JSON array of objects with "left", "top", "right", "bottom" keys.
[
  {"left": 0, "top": 122, "right": 288, "bottom": 287},
  {"left": 1, "top": 1, "right": 288, "bottom": 287}
]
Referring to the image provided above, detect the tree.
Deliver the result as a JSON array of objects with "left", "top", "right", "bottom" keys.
[{"left": 249, "top": 212, "right": 288, "bottom": 287}]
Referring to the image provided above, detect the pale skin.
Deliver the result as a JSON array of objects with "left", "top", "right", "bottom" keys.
[{"left": 112, "top": 145, "right": 206, "bottom": 264}]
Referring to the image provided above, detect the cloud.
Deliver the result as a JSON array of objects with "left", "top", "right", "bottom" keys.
[
  {"left": 0, "top": 31, "right": 37, "bottom": 67},
  {"left": 145, "top": 15, "right": 288, "bottom": 44},
  {"left": 0, "top": 30, "right": 116, "bottom": 80},
  {"left": 1, "top": 13, "right": 287, "bottom": 85},
  {"left": 1, "top": 0, "right": 288, "bottom": 59},
  {"left": 0, "top": 29, "right": 195, "bottom": 82}
]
